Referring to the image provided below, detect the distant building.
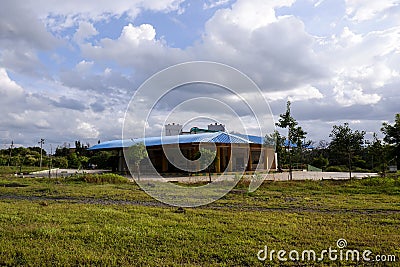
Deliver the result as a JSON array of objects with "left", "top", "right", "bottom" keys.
[
  {"left": 208, "top": 123, "right": 225, "bottom": 132},
  {"left": 170, "top": 122, "right": 225, "bottom": 135},
  {"left": 165, "top": 123, "right": 182, "bottom": 136}
]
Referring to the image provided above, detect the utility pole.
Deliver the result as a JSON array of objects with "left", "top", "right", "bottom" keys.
[
  {"left": 48, "top": 144, "right": 52, "bottom": 178},
  {"left": 39, "top": 139, "right": 45, "bottom": 168},
  {"left": 8, "top": 140, "right": 14, "bottom": 167}
]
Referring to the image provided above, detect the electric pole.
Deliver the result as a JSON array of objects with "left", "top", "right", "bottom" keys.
[
  {"left": 8, "top": 140, "right": 13, "bottom": 167},
  {"left": 39, "top": 139, "right": 45, "bottom": 168},
  {"left": 48, "top": 144, "right": 53, "bottom": 178}
]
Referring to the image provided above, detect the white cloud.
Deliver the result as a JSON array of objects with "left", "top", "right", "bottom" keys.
[
  {"left": 318, "top": 25, "right": 400, "bottom": 107},
  {"left": 205, "top": 0, "right": 295, "bottom": 32},
  {"left": 333, "top": 79, "right": 381, "bottom": 106},
  {"left": 76, "top": 119, "right": 100, "bottom": 139},
  {"left": 203, "top": 0, "right": 231, "bottom": 10},
  {"left": 16, "top": 0, "right": 185, "bottom": 31},
  {"left": 35, "top": 119, "right": 51, "bottom": 129},
  {"left": 313, "top": 0, "right": 325, "bottom": 8},
  {"left": 0, "top": 49, "right": 46, "bottom": 77},
  {"left": 75, "top": 60, "right": 94, "bottom": 73},
  {"left": 265, "top": 85, "right": 324, "bottom": 102},
  {"left": 120, "top": 24, "right": 156, "bottom": 44},
  {"left": 345, "top": 0, "right": 400, "bottom": 22},
  {"left": 80, "top": 23, "right": 189, "bottom": 75},
  {"left": 73, "top": 22, "right": 99, "bottom": 43},
  {"left": 335, "top": 27, "right": 363, "bottom": 47},
  {"left": 0, "top": 1, "right": 59, "bottom": 50},
  {"left": 0, "top": 68, "right": 24, "bottom": 99}
]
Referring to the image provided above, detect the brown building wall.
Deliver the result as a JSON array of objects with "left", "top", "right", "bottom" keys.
[{"left": 118, "top": 143, "right": 277, "bottom": 174}]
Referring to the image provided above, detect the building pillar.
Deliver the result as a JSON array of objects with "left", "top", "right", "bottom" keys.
[
  {"left": 264, "top": 148, "right": 268, "bottom": 170},
  {"left": 162, "top": 153, "right": 168, "bottom": 172},
  {"left": 228, "top": 147, "right": 233, "bottom": 172},
  {"left": 248, "top": 147, "right": 253, "bottom": 172},
  {"left": 118, "top": 150, "right": 125, "bottom": 173},
  {"left": 215, "top": 146, "right": 221, "bottom": 173}
]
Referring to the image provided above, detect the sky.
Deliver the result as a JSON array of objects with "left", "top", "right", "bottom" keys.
[{"left": 0, "top": 0, "right": 399, "bottom": 151}]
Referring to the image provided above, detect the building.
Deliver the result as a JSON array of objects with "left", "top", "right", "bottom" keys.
[
  {"left": 208, "top": 123, "right": 225, "bottom": 132},
  {"left": 165, "top": 123, "right": 183, "bottom": 136},
  {"left": 89, "top": 131, "right": 277, "bottom": 174}
]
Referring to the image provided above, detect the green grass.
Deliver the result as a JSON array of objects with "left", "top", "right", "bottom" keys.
[{"left": 0, "top": 172, "right": 399, "bottom": 266}]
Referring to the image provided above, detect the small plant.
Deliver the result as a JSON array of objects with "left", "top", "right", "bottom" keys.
[
  {"left": 253, "top": 172, "right": 263, "bottom": 181},
  {"left": 67, "top": 173, "right": 129, "bottom": 184},
  {"left": 234, "top": 173, "right": 242, "bottom": 181}
]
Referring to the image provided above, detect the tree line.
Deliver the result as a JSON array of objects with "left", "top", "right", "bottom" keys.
[
  {"left": 274, "top": 101, "right": 400, "bottom": 178},
  {"left": 0, "top": 140, "right": 118, "bottom": 172}
]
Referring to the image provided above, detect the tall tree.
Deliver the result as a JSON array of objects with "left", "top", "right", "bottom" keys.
[
  {"left": 366, "top": 133, "right": 388, "bottom": 176},
  {"left": 276, "top": 101, "right": 307, "bottom": 180},
  {"left": 329, "top": 123, "right": 365, "bottom": 179},
  {"left": 381, "top": 113, "right": 400, "bottom": 169},
  {"left": 126, "top": 142, "right": 148, "bottom": 180},
  {"left": 195, "top": 148, "right": 217, "bottom": 183},
  {"left": 265, "top": 130, "right": 285, "bottom": 171}
]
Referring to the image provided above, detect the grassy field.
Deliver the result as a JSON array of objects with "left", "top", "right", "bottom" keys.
[{"left": 0, "top": 170, "right": 399, "bottom": 266}]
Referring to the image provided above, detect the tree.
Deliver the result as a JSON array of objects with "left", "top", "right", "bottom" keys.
[
  {"left": 55, "top": 145, "right": 70, "bottom": 157},
  {"left": 381, "top": 113, "right": 400, "bottom": 169},
  {"left": 89, "top": 151, "right": 114, "bottom": 169},
  {"left": 195, "top": 148, "right": 217, "bottom": 182},
  {"left": 329, "top": 123, "right": 365, "bottom": 179},
  {"left": 276, "top": 101, "right": 307, "bottom": 180},
  {"left": 52, "top": 156, "right": 68, "bottom": 169},
  {"left": 28, "top": 146, "right": 46, "bottom": 156},
  {"left": 265, "top": 130, "right": 285, "bottom": 171},
  {"left": 311, "top": 155, "right": 329, "bottom": 170},
  {"left": 366, "top": 133, "right": 388, "bottom": 176},
  {"left": 126, "top": 143, "right": 148, "bottom": 180},
  {"left": 67, "top": 153, "right": 81, "bottom": 169}
]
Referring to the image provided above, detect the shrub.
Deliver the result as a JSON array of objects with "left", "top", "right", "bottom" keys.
[
  {"left": 311, "top": 156, "right": 329, "bottom": 169},
  {"left": 360, "top": 177, "right": 396, "bottom": 187},
  {"left": 67, "top": 173, "right": 129, "bottom": 184}
]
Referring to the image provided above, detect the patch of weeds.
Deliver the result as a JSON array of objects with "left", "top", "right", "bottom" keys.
[
  {"left": 0, "top": 182, "right": 28, "bottom": 188},
  {"left": 66, "top": 173, "right": 129, "bottom": 184}
]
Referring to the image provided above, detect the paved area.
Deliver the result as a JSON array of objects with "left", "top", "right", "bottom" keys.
[
  {"left": 264, "top": 171, "right": 377, "bottom": 181},
  {"left": 135, "top": 171, "right": 378, "bottom": 183},
  {"left": 24, "top": 169, "right": 377, "bottom": 182}
]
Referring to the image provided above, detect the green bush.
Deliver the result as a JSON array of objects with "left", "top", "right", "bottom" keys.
[
  {"left": 67, "top": 173, "right": 129, "bottom": 184},
  {"left": 311, "top": 156, "right": 329, "bottom": 169},
  {"left": 52, "top": 157, "right": 68, "bottom": 168},
  {"left": 360, "top": 177, "right": 398, "bottom": 187}
]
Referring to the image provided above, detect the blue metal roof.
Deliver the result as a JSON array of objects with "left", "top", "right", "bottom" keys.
[
  {"left": 88, "top": 132, "right": 264, "bottom": 150},
  {"left": 234, "top": 133, "right": 264, "bottom": 144}
]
